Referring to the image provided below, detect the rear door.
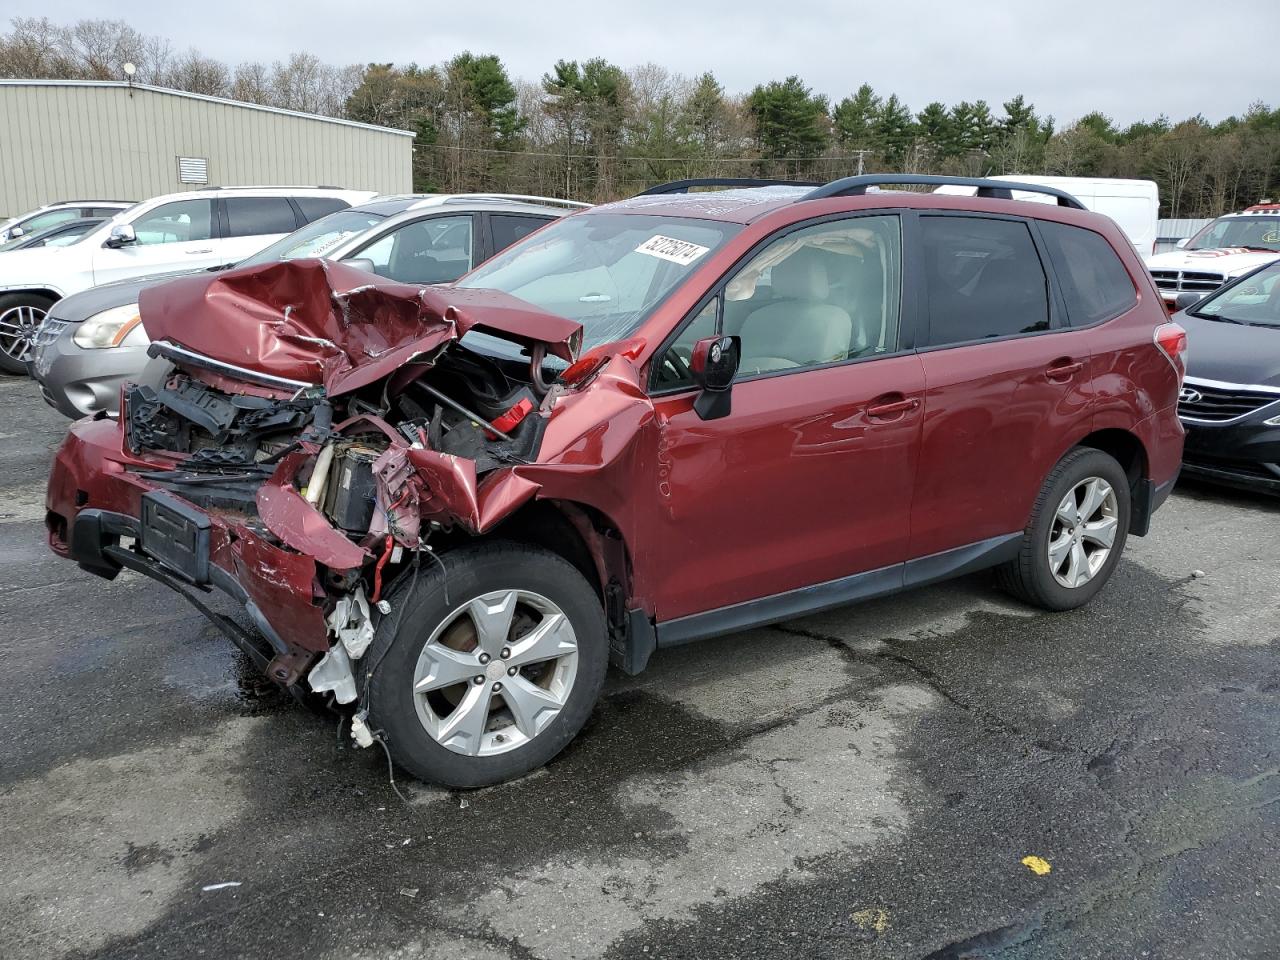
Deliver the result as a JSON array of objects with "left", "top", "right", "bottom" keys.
[
  {"left": 906, "top": 212, "right": 1095, "bottom": 561},
  {"left": 646, "top": 213, "right": 925, "bottom": 622},
  {"left": 90, "top": 198, "right": 220, "bottom": 285}
]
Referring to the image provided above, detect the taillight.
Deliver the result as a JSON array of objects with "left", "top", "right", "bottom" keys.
[{"left": 1154, "top": 321, "right": 1188, "bottom": 384}]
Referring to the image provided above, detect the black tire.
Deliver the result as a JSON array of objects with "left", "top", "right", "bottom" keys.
[
  {"left": 996, "top": 447, "right": 1131, "bottom": 611},
  {"left": 360, "top": 541, "right": 608, "bottom": 788},
  {"left": 0, "top": 292, "right": 54, "bottom": 375}
]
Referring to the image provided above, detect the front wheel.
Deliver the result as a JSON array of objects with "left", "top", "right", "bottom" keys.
[
  {"left": 996, "top": 447, "right": 1131, "bottom": 611},
  {"left": 0, "top": 293, "right": 54, "bottom": 374},
  {"left": 361, "top": 541, "right": 608, "bottom": 788}
]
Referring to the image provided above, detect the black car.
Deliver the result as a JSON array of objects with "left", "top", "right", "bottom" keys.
[{"left": 1173, "top": 260, "right": 1280, "bottom": 495}]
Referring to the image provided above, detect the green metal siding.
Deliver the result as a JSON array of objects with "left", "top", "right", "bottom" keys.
[{"left": 0, "top": 82, "right": 413, "bottom": 217}]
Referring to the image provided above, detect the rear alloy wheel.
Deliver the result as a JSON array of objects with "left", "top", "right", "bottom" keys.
[
  {"left": 996, "top": 447, "right": 1131, "bottom": 611},
  {"left": 0, "top": 294, "right": 54, "bottom": 374},
  {"left": 1046, "top": 477, "right": 1119, "bottom": 589},
  {"left": 362, "top": 542, "right": 608, "bottom": 788}
]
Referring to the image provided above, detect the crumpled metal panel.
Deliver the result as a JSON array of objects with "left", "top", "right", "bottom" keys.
[
  {"left": 255, "top": 450, "right": 370, "bottom": 571},
  {"left": 138, "top": 258, "right": 584, "bottom": 396}
]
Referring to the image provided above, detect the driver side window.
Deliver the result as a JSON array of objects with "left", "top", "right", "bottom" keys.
[
  {"left": 130, "top": 200, "right": 214, "bottom": 245},
  {"left": 654, "top": 215, "right": 902, "bottom": 390}
]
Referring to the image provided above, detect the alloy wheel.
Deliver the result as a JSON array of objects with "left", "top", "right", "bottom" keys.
[
  {"left": 411, "top": 589, "right": 579, "bottom": 757},
  {"left": 0, "top": 305, "right": 47, "bottom": 363},
  {"left": 1046, "top": 476, "right": 1119, "bottom": 589}
]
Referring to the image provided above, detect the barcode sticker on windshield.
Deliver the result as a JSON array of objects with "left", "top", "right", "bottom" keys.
[{"left": 635, "top": 235, "right": 710, "bottom": 266}]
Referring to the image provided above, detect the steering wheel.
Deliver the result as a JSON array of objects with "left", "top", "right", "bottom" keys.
[{"left": 660, "top": 346, "right": 694, "bottom": 384}]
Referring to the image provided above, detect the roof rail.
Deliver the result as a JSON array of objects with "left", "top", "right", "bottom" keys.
[
  {"left": 804, "top": 174, "right": 1087, "bottom": 209},
  {"left": 437, "top": 193, "right": 592, "bottom": 209},
  {"left": 638, "top": 178, "right": 822, "bottom": 196}
]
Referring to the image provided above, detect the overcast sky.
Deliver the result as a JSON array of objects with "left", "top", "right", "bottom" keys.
[{"left": 13, "top": 0, "right": 1278, "bottom": 126}]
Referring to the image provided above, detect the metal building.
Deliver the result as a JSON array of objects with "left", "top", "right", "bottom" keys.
[{"left": 0, "top": 80, "right": 413, "bottom": 218}]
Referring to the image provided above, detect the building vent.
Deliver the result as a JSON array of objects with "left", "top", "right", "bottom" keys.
[{"left": 177, "top": 157, "right": 209, "bottom": 184}]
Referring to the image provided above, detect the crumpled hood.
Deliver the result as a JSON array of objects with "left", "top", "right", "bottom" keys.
[
  {"left": 138, "top": 258, "right": 583, "bottom": 395},
  {"left": 1145, "top": 248, "right": 1280, "bottom": 276}
]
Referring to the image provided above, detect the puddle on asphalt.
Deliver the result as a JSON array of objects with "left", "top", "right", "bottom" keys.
[{"left": 160, "top": 641, "right": 295, "bottom": 715}]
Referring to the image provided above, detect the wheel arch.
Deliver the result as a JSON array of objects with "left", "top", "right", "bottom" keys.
[
  {"left": 0, "top": 287, "right": 62, "bottom": 305},
  {"left": 1072, "top": 427, "right": 1150, "bottom": 534},
  {"left": 470, "top": 498, "right": 653, "bottom": 674}
]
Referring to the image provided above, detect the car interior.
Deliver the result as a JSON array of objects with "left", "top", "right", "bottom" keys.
[
  {"left": 658, "top": 218, "right": 901, "bottom": 384},
  {"left": 361, "top": 217, "right": 474, "bottom": 284}
]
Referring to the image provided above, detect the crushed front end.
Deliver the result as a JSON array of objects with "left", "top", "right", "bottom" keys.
[{"left": 45, "top": 258, "right": 588, "bottom": 703}]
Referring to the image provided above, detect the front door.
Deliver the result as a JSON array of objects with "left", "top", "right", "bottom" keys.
[
  {"left": 645, "top": 214, "right": 925, "bottom": 622},
  {"left": 91, "top": 198, "right": 220, "bottom": 285}
]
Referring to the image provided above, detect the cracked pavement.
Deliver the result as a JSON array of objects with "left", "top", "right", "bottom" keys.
[{"left": 1, "top": 372, "right": 1277, "bottom": 959}]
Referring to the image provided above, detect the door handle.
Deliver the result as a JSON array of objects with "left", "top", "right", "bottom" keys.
[
  {"left": 1046, "top": 358, "right": 1085, "bottom": 382},
  {"left": 866, "top": 395, "right": 921, "bottom": 419},
  {"left": 186, "top": 248, "right": 213, "bottom": 254}
]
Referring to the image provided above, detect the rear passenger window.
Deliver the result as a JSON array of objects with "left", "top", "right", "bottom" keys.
[
  {"left": 224, "top": 198, "right": 299, "bottom": 238},
  {"left": 492, "top": 215, "right": 550, "bottom": 254},
  {"left": 921, "top": 216, "right": 1049, "bottom": 345},
  {"left": 1038, "top": 221, "right": 1136, "bottom": 325},
  {"left": 296, "top": 197, "right": 350, "bottom": 222}
]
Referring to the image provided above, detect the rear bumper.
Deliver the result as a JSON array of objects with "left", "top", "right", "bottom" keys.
[{"left": 47, "top": 417, "right": 329, "bottom": 681}]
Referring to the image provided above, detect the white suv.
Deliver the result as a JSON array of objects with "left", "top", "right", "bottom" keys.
[
  {"left": 0, "top": 200, "right": 134, "bottom": 243},
  {"left": 0, "top": 186, "right": 375, "bottom": 373}
]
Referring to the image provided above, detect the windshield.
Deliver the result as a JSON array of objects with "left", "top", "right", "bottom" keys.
[
  {"left": 1192, "top": 261, "right": 1280, "bottom": 327},
  {"left": 239, "top": 209, "right": 387, "bottom": 267},
  {"left": 1186, "top": 215, "right": 1280, "bottom": 252},
  {"left": 455, "top": 213, "right": 741, "bottom": 350}
]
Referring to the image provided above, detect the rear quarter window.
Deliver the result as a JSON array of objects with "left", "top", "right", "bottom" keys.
[{"left": 1038, "top": 221, "right": 1137, "bottom": 325}]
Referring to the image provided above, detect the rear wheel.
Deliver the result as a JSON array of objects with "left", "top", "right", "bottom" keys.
[
  {"left": 0, "top": 293, "right": 54, "bottom": 375},
  {"left": 996, "top": 447, "right": 1131, "bottom": 611},
  {"left": 361, "top": 541, "right": 608, "bottom": 788}
]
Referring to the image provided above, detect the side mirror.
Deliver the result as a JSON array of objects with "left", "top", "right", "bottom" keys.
[
  {"left": 343, "top": 257, "right": 376, "bottom": 274},
  {"left": 8, "top": 226, "right": 24, "bottom": 239},
  {"left": 690, "top": 335, "right": 740, "bottom": 421},
  {"left": 105, "top": 223, "right": 136, "bottom": 248},
  {"left": 1175, "top": 238, "right": 1190, "bottom": 250},
  {"left": 1174, "top": 291, "right": 1205, "bottom": 312}
]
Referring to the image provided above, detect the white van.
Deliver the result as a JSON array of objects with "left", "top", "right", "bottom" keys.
[{"left": 936, "top": 176, "right": 1160, "bottom": 256}]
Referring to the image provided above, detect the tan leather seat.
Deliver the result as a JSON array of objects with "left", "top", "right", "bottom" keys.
[{"left": 738, "top": 251, "right": 852, "bottom": 374}]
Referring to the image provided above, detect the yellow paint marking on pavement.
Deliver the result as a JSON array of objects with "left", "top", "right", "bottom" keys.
[
  {"left": 850, "top": 908, "right": 891, "bottom": 934},
  {"left": 1021, "top": 855, "right": 1052, "bottom": 875}
]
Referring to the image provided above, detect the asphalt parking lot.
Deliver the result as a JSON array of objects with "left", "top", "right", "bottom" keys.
[{"left": 1, "top": 371, "right": 1277, "bottom": 960}]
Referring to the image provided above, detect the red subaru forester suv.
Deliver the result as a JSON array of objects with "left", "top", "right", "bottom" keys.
[{"left": 46, "top": 175, "right": 1186, "bottom": 787}]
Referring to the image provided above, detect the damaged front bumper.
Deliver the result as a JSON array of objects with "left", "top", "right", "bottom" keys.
[{"left": 48, "top": 416, "right": 332, "bottom": 686}]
